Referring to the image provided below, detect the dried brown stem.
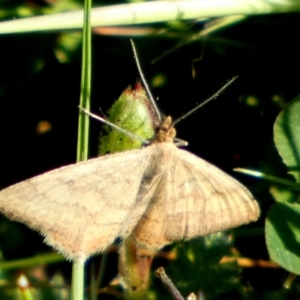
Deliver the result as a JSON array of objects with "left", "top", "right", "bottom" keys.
[{"left": 155, "top": 267, "right": 185, "bottom": 300}]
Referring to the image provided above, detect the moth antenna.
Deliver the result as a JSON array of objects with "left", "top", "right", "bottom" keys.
[
  {"left": 172, "top": 76, "right": 238, "bottom": 128},
  {"left": 79, "top": 106, "right": 149, "bottom": 145},
  {"left": 130, "top": 39, "right": 162, "bottom": 124}
]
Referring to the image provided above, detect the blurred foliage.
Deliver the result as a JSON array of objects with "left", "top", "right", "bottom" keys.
[
  {"left": 1, "top": 1, "right": 300, "bottom": 299},
  {"left": 0, "top": 0, "right": 82, "bottom": 21},
  {"left": 151, "top": 233, "right": 242, "bottom": 300}
]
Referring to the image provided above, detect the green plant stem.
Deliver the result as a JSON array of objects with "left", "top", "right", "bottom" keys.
[
  {"left": 0, "top": 253, "right": 64, "bottom": 270},
  {"left": 72, "top": 0, "right": 92, "bottom": 298},
  {"left": 96, "top": 251, "right": 109, "bottom": 290},
  {"left": 71, "top": 259, "right": 85, "bottom": 300},
  {"left": 76, "top": 0, "right": 91, "bottom": 162},
  {"left": 1, "top": 0, "right": 300, "bottom": 34},
  {"left": 234, "top": 168, "right": 300, "bottom": 189}
]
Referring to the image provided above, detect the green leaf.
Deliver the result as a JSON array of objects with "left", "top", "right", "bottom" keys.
[
  {"left": 266, "top": 202, "right": 300, "bottom": 274},
  {"left": 274, "top": 96, "right": 300, "bottom": 182},
  {"left": 99, "top": 83, "right": 157, "bottom": 155}
]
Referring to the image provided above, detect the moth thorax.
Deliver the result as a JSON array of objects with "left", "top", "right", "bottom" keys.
[{"left": 153, "top": 116, "right": 176, "bottom": 143}]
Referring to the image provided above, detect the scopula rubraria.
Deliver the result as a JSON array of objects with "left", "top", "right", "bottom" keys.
[{"left": 0, "top": 112, "right": 259, "bottom": 261}]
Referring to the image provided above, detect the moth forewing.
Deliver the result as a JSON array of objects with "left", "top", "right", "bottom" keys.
[{"left": 0, "top": 147, "right": 151, "bottom": 260}]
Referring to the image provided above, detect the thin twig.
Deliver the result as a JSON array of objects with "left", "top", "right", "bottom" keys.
[{"left": 155, "top": 267, "right": 185, "bottom": 300}]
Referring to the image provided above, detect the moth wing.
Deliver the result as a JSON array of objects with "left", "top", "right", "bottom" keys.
[
  {"left": 164, "top": 149, "right": 260, "bottom": 242},
  {"left": 0, "top": 149, "right": 150, "bottom": 260}
]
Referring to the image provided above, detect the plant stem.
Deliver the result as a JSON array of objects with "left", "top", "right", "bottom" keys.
[
  {"left": 71, "top": 259, "right": 85, "bottom": 300},
  {"left": 72, "top": 0, "right": 92, "bottom": 298}
]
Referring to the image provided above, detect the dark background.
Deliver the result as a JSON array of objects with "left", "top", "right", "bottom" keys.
[{"left": 0, "top": 1, "right": 299, "bottom": 299}]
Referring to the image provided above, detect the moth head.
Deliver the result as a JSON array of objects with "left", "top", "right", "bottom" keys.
[{"left": 153, "top": 116, "right": 176, "bottom": 143}]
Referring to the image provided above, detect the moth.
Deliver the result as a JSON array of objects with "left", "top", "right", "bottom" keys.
[{"left": 0, "top": 43, "right": 259, "bottom": 262}]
